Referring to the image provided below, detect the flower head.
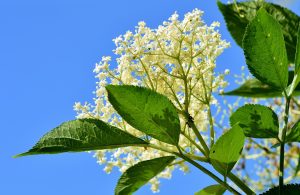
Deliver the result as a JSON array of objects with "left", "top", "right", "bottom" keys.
[{"left": 75, "top": 9, "right": 229, "bottom": 192}]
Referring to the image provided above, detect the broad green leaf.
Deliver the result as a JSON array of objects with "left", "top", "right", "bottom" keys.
[
  {"left": 223, "top": 78, "right": 282, "bottom": 98},
  {"left": 106, "top": 85, "right": 180, "bottom": 146},
  {"left": 286, "top": 120, "right": 300, "bottom": 142},
  {"left": 195, "top": 184, "right": 226, "bottom": 195},
  {"left": 15, "top": 119, "right": 148, "bottom": 157},
  {"left": 209, "top": 124, "right": 245, "bottom": 176},
  {"left": 115, "top": 156, "right": 175, "bottom": 195},
  {"left": 224, "top": 71, "right": 300, "bottom": 98},
  {"left": 218, "top": 0, "right": 300, "bottom": 63},
  {"left": 230, "top": 104, "right": 279, "bottom": 139},
  {"left": 243, "top": 8, "right": 288, "bottom": 89}
]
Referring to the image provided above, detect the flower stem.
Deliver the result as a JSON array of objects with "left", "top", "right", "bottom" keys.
[
  {"left": 148, "top": 143, "right": 254, "bottom": 194},
  {"left": 182, "top": 74, "right": 210, "bottom": 157},
  {"left": 177, "top": 153, "right": 240, "bottom": 194},
  {"left": 207, "top": 105, "right": 215, "bottom": 147},
  {"left": 186, "top": 117, "right": 210, "bottom": 157},
  {"left": 181, "top": 130, "right": 206, "bottom": 155},
  {"left": 279, "top": 96, "right": 291, "bottom": 194}
]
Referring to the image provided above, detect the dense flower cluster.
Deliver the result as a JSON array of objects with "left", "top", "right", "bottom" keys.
[
  {"left": 73, "top": 4, "right": 300, "bottom": 193},
  {"left": 74, "top": 9, "right": 230, "bottom": 192}
]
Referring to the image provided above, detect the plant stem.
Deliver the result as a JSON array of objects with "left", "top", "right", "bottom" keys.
[
  {"left": 207, "top": 105, "right": 215, "bottom": 147},
  {"left": 148, "top": 143, "right": 254, "bottom": 194},
  {"left": 250, "top": 138, "right": 276, "bottom": 154},
  {"left": 181, "top": 130, "right": 206, "bottom": 155},
  {"left": 186, "top": 117, "right": 210, "bottom": 157},
  {"left": 149, "top": 144, "right": 238, "bottom": 193},
  {"left": 279, "top": 96, "right": 291, "bottom": 194},
  {"left": 148, "top": 144, "right": 208, "bottom": 163},
  {"left": 227, "top": 172, "right": 255, "bottom": 195},
  {"left": 199, "top": 73, "right": 215, "bottom": 147},
  {"left": 177, "top": 153, "right": 240, "bottom": 194},
  {"left": 182, "top": 74, "right": 210, "bottom": 157}
]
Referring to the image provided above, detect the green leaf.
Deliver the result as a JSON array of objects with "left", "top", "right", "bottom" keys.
[
  {"left": 230, "top": 104, "right": 279, "bottom": 139},
  {"left": 286, "top": 120, "right": 300, "bottom": 142},
  {"left": 218, "top": 0, "right": 300, "bottom": 63},
  {"left": 224, "top": 71, "right": 300, "bottom": 98},
  {"left": 209, "top": 124, "right": 245, "bottom": 176},
  {"left": 115, "top": 156, "right": 175, "bottom": 195},
  {"left": 15, "top": 119, "right": 148, "bottom": 157},
  {"left": 271, "top": 143, "right": 281, "bottom": 149},
  {"left": 106, "top": 85, "right": 180, "bottom": 146},
  {"left": 288, "top": 24, "right": 300, "bottom": 96},
  {"left": 195, "top": 184, "right": 226, "bottom": 195},
  {"left": 223, "top": 78, "right": 282, "bottom": 98},
  {"left": 243, "top": 8, "right": 288, "bottom": 89}
]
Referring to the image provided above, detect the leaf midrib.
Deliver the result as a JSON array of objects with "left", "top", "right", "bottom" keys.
[
  {"left": 258, "top": 14, "right": 286, "bottom": 89},
  {"left": 124, "top": 93, "right": 178, "bottom": 145}
]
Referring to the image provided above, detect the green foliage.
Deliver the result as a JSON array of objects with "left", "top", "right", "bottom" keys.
[
  {"left": 16, "top": 1, "right": 300, "bottom": 194},
  {"left": 15, "top": 119, "right": 148, "bottom": 157},
  {"left": 243, "top": 8, "right": 288, "bottom": 90},
  {"left": 286, "top": 120, "right": 300, "bottom": 142},
  {"left": 195, "top": 185, "right": 226, "bottom": 195},
  {"left": 224, "top": 71, "right": 300, "bottom": 98},
  {"left": 209, "top": 124, "right": 245, "bottom": 177},
  {"left": 115, "top": 156, "right": 175, "bottom": 195},
  {"left": 223, "top": 78, "right": 283, "bottom": 98},
  {"left": 230, "top": 104, "right": 279, "bottom": 139},
  {"left": 106, "top": 85, "right": 180, "bottom": 146},
  {"left": 288, "top": 25, "right": 300, "bottom": 96},
  {"left": 218, "top": 0, "right": 300, "bottom": 63},
  {"left": 219, "top": 2, "right": 300, "bottom": 194}
]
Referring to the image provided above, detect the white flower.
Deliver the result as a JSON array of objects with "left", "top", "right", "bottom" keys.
[
  {"left": 73, "top": 102, "right": 82, "bottom": 111},
  {"left": 75, "top": 9, "right": 230, "bottom": 193},
  {"left": 224, "top": 69, "right": 230, "bottom": 75}
]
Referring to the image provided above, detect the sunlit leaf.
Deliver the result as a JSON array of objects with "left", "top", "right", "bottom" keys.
[
  {"left": 243, "top": 8, "right": 288, "bottom": 90},
  {"left": 224, "top": 71, "right": 300, "bottom": 98},
  {"left": 106, "top": 85, "right": 180, "bottom": 145},
  {"left": 230, "top": 104, "right": 279, "bottom": 139},
  {"left": 218, "top": 0, "right": 299, "bottom": 63},
  {"left": 15, "top": 119, "right": 148, "bottom": 157},
  {"left": 115, "top": 156, "right": 175, "bottom": 195},
  {"left": 209, "top": 124, "right": 245, "bottom": 176},
  {"left": 195, "top": 184, "right": 226, "bottom": 195}
]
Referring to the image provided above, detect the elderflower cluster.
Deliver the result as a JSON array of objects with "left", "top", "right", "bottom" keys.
[{"left": 74, "top": 9, "right": 229, "bottom": 192}]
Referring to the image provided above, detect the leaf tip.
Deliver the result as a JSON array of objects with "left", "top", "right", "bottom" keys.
[
  {"left": 216, "top": 0, "right": 224, "bottom": 7},
  {"left": 105, "top": 84, "right": 114, "bottom": 92},
  {"left": 13, "top": 152, "right": 29, "bottom": 158}
]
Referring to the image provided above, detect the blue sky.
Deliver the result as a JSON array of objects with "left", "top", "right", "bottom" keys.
[{"left": 1, "top": 1, "right": 299, "bottom": 195}]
